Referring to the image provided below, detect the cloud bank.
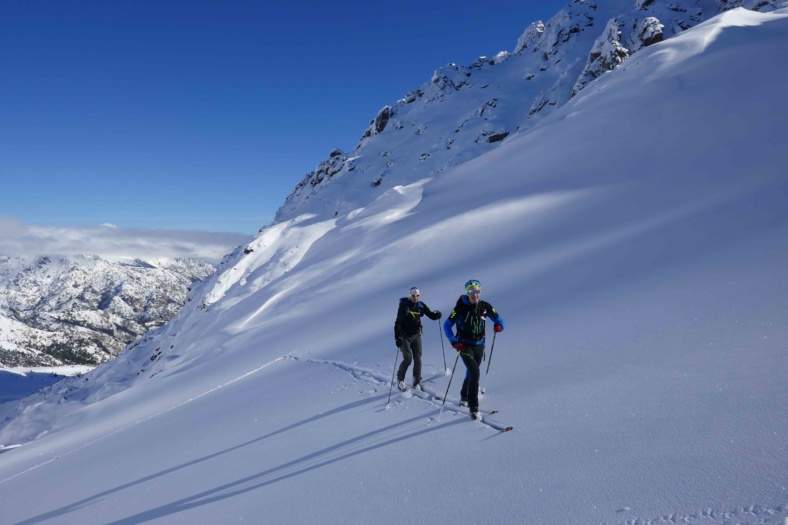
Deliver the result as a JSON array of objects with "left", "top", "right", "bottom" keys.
[{"left": 0, "top": 217, "right": 251, "bottom": 264}]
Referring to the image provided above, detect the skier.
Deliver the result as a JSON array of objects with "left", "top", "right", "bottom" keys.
[
  {"left": 443, "top": 279, "right": 504, "bottom": 419},
  {"left": 394, "top": 286, "right": 442, "bottom": 391}
]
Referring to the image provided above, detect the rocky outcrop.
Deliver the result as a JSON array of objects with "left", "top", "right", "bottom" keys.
[
  {"left": 573, "top": 18, "right": 630, "bottom": 96},
  {"left": 628, "top": 16, "right": 665, "bottom": 52}
]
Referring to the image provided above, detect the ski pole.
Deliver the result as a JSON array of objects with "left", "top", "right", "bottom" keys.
[
  {"left": 438, "top": 316, "right": 447, "bottom": 370},
  {"left": 480, "top": 332, "right": 497, "bottom": 395},
  {"left": 441, "top": 353, "right": 460, "bottom": 408},
  {"left": 485, "top": 331, "right": 497, "bottom": 375},
  {"left": 437, "top": 352, "right": 461, "bottom": 422},
  {"left": 386, "top": 344, "right": 401, "bottom": 406}
]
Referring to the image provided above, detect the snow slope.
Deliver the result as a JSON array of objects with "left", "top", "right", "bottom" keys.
[{"left": 0, "top": 7, "right": 787, "bottom": 525}]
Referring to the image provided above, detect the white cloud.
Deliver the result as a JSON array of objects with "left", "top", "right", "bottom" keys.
[{"left": 0, "top": 216, "right": 251, "bottom": 264}]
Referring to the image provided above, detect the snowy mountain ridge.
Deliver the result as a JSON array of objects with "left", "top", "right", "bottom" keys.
[
  {"left": 275, "top": 0, "right": 785, "bottom": 223},
  {"left": 0, "top": 255, "right": 214, "bottom": 367},
  {"left": 1, "top": 3, "right": 787, "bottom": 524}
]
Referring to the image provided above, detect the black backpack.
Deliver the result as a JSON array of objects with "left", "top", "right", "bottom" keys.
[{"left": 396, "top": 297, "right": 424, "bottom": 336}]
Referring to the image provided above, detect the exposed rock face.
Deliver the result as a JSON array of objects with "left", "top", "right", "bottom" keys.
[
  {"left": 0, "top": 256, "right": 214, "bottom": 366},
  {"left": 630, "top": 16, "right": 665, "bottom": 50},
  {"left": 374, "top": 106, "right": 395, "bottom": 133},
  {"left": 573, "top": 18, "right": 630, "bottom": 96}
]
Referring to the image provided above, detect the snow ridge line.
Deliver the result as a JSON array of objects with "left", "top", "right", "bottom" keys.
[
  {"left": 0, "top": 356, "right": 288, "bottom": 484},
  {"left": 286, "top": 355, "right": 508, "bottom": 431}
]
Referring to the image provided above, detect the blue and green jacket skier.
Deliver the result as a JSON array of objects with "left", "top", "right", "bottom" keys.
[
  {"left": 443, "top": 280, "right": 504, "bottom": 415},
  {"left": 443, "top": 296, "right": 504, "bottom": 346}
]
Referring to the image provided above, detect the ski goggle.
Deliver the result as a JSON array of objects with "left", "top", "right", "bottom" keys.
[
  {"left": 467, "top": 289, "right": 481, "bottom": 296},
  {"left": 409, "top": 287, "right": 420, "bottom": 297},
  {"left": 465, "top": 279, "right": 481, "bottom": 292}
]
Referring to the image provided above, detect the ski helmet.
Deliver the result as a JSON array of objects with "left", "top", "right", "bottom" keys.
[{"left": 465, "top": 279, "right": 481, "bottom": 292}]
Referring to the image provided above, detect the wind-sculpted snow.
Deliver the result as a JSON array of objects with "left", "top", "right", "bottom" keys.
[
  {"left": 202, "top": 215, "right": 337, "bottom": 310},
  {"left": 342, "top": 179, "right": 427, "bottom": 231},
  {"left": 1, "top": 6, "right": 787, "bottom": 525}
]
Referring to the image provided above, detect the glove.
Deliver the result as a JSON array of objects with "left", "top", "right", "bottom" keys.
[
  {"left": 395, "top": 337, "right": 403, "bottom": 347},
  {"left": 434, "top": 311, "right": 442, "bottom": 318},
  {"left": 451, "top": 341, "right": 466, "bottom": 352},
  {"left": 494, "top": 324, "right": 503, "bottom": 333}
]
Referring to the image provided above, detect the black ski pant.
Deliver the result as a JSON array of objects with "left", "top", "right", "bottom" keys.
[
  {"left": 397, "top": 334, "right": 423, "bottom": 385},
  {"left": 460, "top": 343, "right": 485, "bottom": 410}
]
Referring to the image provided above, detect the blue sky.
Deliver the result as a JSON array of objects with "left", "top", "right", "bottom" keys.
[{"left": 2, "top": 0, "right": 569, "bottom": 241}]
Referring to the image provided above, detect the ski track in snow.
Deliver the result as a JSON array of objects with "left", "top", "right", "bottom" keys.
[
  {"left": 286, "top": 354, "right": 512, "bottom": 432},
  {"left": 608, "top": 503, "right": 788, "bottom": 525}
]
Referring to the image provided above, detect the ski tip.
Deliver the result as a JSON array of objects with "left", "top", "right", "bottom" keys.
[{"left": 502, "top": 426, "right": 514, "bottom": 432}]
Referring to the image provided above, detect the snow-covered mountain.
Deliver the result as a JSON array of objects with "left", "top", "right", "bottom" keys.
[
  {"left": 276, "top": 0, "right": 784, "bottom": 222},
  {"left": 1, "top": 2, "right": 787, "bottom": 524},
  {"left": 0, "top": 256, "right": 214, "bottom": 367}
]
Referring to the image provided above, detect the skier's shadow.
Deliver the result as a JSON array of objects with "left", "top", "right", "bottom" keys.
[
  {"left": 102, "top": 410, "right": 462, "bottom": 525},
  {"left": 15, "top": 392, "right": 446, "bottom": 525}
]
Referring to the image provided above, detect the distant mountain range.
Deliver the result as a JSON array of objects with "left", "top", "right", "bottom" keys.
[{"left": 0, "top": 256, "right": 214, "bottom": 367}]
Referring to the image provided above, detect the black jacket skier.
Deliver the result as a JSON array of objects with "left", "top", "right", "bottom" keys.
[{"left": 394, "top": 286, "right": 441, "bottom": 390}]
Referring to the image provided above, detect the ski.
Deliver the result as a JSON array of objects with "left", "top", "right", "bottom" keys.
[
  {"left": 410, "top": 383, "right": 507, "bottom": 427},
  {"left": 468, "top": 411, "right": 512, "bottom": 431},
  {"left": 480, "top": 417, "right": 513, "bottom": 432},
  {"left": 465, "top": 406, "right": 498, "bottom": 416},
  {"left": 430, "top": 394, "right": 499, "bottom": 416},
  {"left": 428, "top": 394, "right": 497, "bottom": 414},
  {"left": 474, "top": 409, "right": 499, "bottom": 416}
]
